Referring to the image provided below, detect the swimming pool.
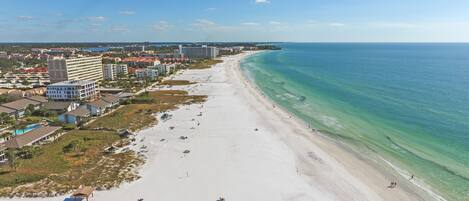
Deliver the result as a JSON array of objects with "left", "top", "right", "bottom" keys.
[{"left": 15, "top": 123, "right": 42, "bottom": 135}]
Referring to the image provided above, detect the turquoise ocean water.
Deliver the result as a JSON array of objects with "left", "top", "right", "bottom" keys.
[{"left": 240, "top": 43, "right": 469, "bottom": 201}]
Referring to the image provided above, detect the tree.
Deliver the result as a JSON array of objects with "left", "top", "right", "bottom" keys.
[
  {"left": 24, "top": 104, "right": 35, "bottom": 116},
  {"left": 21, "top": 79, "right": 30, "bottom": 86},
  {"left": 0, "top": 112, "right": 13, "bottom": 124}
]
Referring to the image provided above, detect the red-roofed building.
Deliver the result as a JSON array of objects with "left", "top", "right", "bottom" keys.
[
  {"left": 18, "top": 67, "right": 48, "bottom": 73},
  {"left": 122, "top": 57, "right": 160, "bottom": 67}
]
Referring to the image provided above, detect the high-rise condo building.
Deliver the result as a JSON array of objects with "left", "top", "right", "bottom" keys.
[
  {"left": 179, "top": 45, "right": 219, "bottom": 59},
  {"left": 48, "top": 56, "right": 103, "bottom": 83}
]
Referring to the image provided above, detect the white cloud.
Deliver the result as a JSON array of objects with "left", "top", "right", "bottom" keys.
[
  {"left": 255, "top": 0, "right": 270, "bottom": 4},
  {"left": 269, "top": 21, "right": 281, "bottom": 25},
  {"left": 119, "top": 11, "right": 136, "bottom": 15},
  {"left": 241, "top": 22, "right": 260, "bottom": 26},
  {"left": 111, "top": 26, "right": 129, "bottom": 32},
  {"left": 16, "top": 16, "right": 34, "bottom": 21},
  {"left": 329, "top": 22, "right": 345, "bottom": 27},
  {"left": 87, "top": 16, "right": 106, "bottom": 22},
  {"left": 205, "top": 7, "right": 217, "bottom": 11},
  {"left": 152, "top": 21, "right": 172, "bottom": 32},
  {"left": 192, "top": 19, "right": 216, "bottom": 28}
]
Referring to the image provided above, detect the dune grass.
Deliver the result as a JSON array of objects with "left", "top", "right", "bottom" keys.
[
  {"left": 188, "top": 59, "right": 222, "bottom": 69},
  {"left": 157, "top": 80, "right": 195, "bottom": 86},
  {"left": 0, "top": 130, "right": 143, "bottom": 197},
  {"left": 87, "top": 90, "right": 206, "bottom": 131}
]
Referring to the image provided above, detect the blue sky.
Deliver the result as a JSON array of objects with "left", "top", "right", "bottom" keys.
[{"left": 1, "top": 0, "right": 469, "bottom": 42}]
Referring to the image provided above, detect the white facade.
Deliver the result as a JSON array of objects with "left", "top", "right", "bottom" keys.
[
  {"left": 48, "top": 56, "right": 103, "bottom": 83},
  {"left": 135, "top": 69, "right": 158, "bottom": 80},
  {"left": 102, "top": 64, "right": 129, "bottom": 80},
  {"left": 179, "top": 45, "right": 219, "bottom": 59},
  {"left": 46, "top": 80, "right": 98, "bottom": 101}
]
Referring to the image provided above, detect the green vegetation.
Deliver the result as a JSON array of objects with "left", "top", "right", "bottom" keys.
[
  {"left": 0, "top": 58, "right": 18, "bottom": 72},
  {"left": 187, "top": 59, "right": 222, "bottom": 69},
  {"left": 0, "top": 130, "right": 143, "bottom": 197},
  {"left": 87, "top": 90, "right": 207, "bottom": 131},
  {"left": 157, "top": 80, "right": 195, "bottom": 86}
]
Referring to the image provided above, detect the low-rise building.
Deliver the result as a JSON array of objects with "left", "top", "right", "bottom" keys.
[
  {"left": 86, "top": 100, "right": 110, "bottom": 116},
  {"left": 4, "top": 126, "right": 61, "bottom": 148},
  {"left": 46, "top": 80, "right": 99, "bottom": 102},
  {"left": 24, "top": 96, "right": 47, "bottom": 105},
  {"left": 122, "top": 57, "right": 160, "bottom": 68},
  {"left": 0, "top": 72, "right": 50, "bottom": 89},
  {"left": 101, "top": 94, "right": 120, "bottom": 108},
  {"left": 59, "top": 107, "right": 90, "bottom": 125},
  {"left": 135, "top": 68, "right": 159, "bottom": 80},
  {"left": 102, "top": 64, "right": 129, "bottom": 80},
  {"left": 0, "top": 106, "right": 16, "bottom": 119},
  {"left": 1, "top": 98, "right": 44, "bottom": 118},
  {"left": 44, "top": 101, "right": 80, "bottom": 114}
]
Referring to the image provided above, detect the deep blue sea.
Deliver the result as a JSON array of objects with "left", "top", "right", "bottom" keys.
[{"left": 241, "top": 43, "right": 469, "bottom": 201}]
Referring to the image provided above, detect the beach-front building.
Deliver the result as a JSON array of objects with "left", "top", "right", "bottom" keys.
[
  {"left": 48, "top": 56, "right": 103, "bottom": 83},
  {"left": 4, "top": 126, "right": 61, "bottom": 148},
  {"left": 59, "top": 107, "right": 90, "bottom": 125},
  {"left": 44, "top": 101, "right": 80, "bottom": 114},
  {"left": 179, "top": 45, "right": 219, "bottom": 59},
  {"left": 102, "top": 64, "right": 129, "bottom": 80},
  {"left": 46, "top": 80, "right": 99, "bottom": 102}
]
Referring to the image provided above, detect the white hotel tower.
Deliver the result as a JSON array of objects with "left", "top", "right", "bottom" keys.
[{"left": 48, "top": 56, "right": 103, "bottom": 83}]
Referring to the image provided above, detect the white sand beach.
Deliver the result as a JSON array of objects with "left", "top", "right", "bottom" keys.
[{"left": 2, "top": 52, "right": 436, "bottom": 201}]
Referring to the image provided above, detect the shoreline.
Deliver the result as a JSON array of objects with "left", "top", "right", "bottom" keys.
[
  {"left": 0, "top": 52, "right": 440, "bottom": 201},
  {"left": 236, "top": 51, "right": 444, "bottom": 201}
]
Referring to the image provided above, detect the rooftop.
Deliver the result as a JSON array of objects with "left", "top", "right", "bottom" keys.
[
  {"left": 48, "top": 80, "right": 96, "bottom": 86},
  {"left": 65, "top": 107, "right": 90, "bottom": 117},
  {"left": 1, "top": 98, "right": 42, "bottom": 110},
  {"left": 88, "top": 100, "right": 109, "bottom": 108},
  {"left": 44, "top": 101, "right": 75, "bottom": 110},
  {"left": 102, "top": 94, "right": 119, "bottom": 103},
  {"left": 25, "top": 96, "right": 48, "bottom": 103},
  {"left": 0, "top": 106, "right": 15, "bottom": 114},
  {"left": 4, "top": 126, "right": 61, "bottom": 148}
]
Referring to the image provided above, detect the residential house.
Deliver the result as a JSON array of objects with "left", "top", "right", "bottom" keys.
[
  {"left": 24, "top": 96, "right": 48, "bottom": 106},
  {"left": 4, "top": 126, "right": 61, "bottom": 148},
  {"left": 116, "top": 92, "right": 134, "bottom": 102},
  {"left": 58, "top": 107, "right": 90, "bottom": 125},
  {"left": 0, "top": 106, "right": 16, "bottom": 119},
  {"left": 101, "top": 94, "right": 120, "bottom": 108},
  {"left": 44, "top": 101, "right": 80, "bottom": 114},
  {"left": 86, "top": 100, "right": 110, "bottom": 116},
  {"left": 1, "top": 98, "right": 43, "bottom": 118}
]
